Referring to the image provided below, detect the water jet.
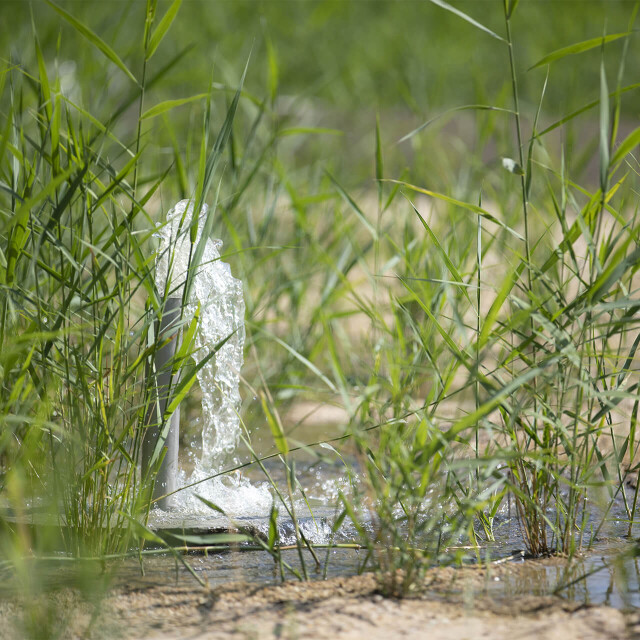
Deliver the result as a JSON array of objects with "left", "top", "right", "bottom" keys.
[{"left": 142, "top": 199, "right": 271, "bottom": 519}]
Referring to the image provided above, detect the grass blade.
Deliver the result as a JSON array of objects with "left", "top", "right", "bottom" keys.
[
  {"left": 375, "top": 113, "right": 384, "bottom": 209},
  {"left": 327, "top": 171, "right": 377, "bottom": 240},
  {"left": 46, "top": 0, "right": 138, "bottom": 85},
  {"left": 195, "top": 494, "right": 226, "bottom": 515},
  {"left": 408, "top": 198, "right": 472, "bottom": 306},
  {"left": 141, "top": 94, "right": 208, "bottom": 120},
  {"left": 261, "top": 391, "right": 289, "bottom": 456},
  {"left": 589, "top": 242, "right": 640, "bottom": 304},
  {"left": 34, "top": 35, "right": 52, "bottom": 121},
  {"left": 168, "top": 532, "right": 252, "bottom": 545},
  {"left": 429, "top": 0, "right": 506, "bottom": 42},
  {"left": 425, "top": 356, "right": 561, "bottom": 458},
  {"left": 388, "top": 179, "right": 524, "bottom": 240},
  {"left": 146, "top": 0, "right": 182, "bottom": 60},
  {"left": 538, "top": 82, "right": 640, "bottom": 138},
  {"left": 478, "top": 263, "right": 524, "bottom": 351},
  {"left": 599, "top": 43, "right": 610, "bottom": 193},
  {"left": 252, "top": 325, "right": 338, "bottom": 393},
  {"left": 610, "top": 125, "right": 640, "bottom": 169},
  {"left": 399, "top": 104, "right": 513, "bottom": 143},
  {"left": 163, "top": 332, "right": 234, "bottom": 418},
  {"left": 529, "top": 32, "right": 630, "bottom": 70},
  {"left": 278, "top": 127, "right": 343, "bottom": 137}
]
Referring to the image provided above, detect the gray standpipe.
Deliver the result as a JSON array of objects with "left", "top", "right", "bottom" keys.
[{"left": 142, "top": 297, "right": 181, "bottom": 510}]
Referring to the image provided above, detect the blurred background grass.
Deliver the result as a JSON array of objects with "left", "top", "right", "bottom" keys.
[
  {"left": 3, "top": 0, "right": 638, "bottom": 188},
  {"left": 5, "top": 1, "right": 635, "bottom": 109}
]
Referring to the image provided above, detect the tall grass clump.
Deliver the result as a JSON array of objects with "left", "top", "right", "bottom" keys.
[
  {"left": 277, "top": 0, "right": 640, "bottom": 589},
  {"left": 368, "top": 0, "right": 640, "bottom": 561},
  {"left": 0, "top": 0, "right": 248, "bottom": 567},
  {"left": 491, "top": 0, "right": 640, "bottom": 556}
]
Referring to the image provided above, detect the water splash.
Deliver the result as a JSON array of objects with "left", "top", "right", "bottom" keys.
[{"left": 155, "top": 199, "right": 272, "bottom": 517}]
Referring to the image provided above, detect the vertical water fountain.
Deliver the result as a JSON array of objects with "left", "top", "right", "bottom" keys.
[{"left": 143, "top": 199, "right": 271, "bottom": 519}]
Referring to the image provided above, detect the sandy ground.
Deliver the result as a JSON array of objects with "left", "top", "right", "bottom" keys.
[{"left": 3, "top": 561, "right": 639, "bottom": 640}]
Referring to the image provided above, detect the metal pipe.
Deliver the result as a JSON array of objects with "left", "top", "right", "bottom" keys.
[{"left": 142, "top": 297, "right": 181, "bottom": 510}]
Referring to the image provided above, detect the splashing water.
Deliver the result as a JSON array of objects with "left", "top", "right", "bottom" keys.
[{"left": 155, "top": 199, "right": 272, "bottom": 517}]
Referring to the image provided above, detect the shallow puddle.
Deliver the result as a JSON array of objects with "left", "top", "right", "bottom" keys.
[
  {"left": 138, "top": 457, "right": 640, "bottom": 610},
  {"left": 489, "top": 546, "right": 640, "bottom": 609},
  {"left": 103, "top": 541, "right": 640, "bottom": 612}
]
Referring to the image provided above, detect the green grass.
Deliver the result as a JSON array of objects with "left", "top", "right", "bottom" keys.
[{"left": 1, "top": 0, "right": 640, "bottom": 631}]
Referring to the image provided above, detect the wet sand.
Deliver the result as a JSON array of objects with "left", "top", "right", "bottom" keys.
[{"left": 2, "top": 560, "right": 637, "bottom": 639}]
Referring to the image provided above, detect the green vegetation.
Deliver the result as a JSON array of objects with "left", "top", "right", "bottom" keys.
[{"left": 1, "top": 0, "right": 640, "bottom": 631}]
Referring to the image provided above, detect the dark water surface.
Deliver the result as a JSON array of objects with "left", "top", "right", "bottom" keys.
[
  {"left": 135, "top": 459, "right": 640, "bottom": 610},
  {"left": 4, "top": 459, "right": 637, "bottom": 610}
]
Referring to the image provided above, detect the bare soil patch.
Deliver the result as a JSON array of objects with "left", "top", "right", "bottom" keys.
[{"left": 3, "top": 560, "right": 635, "bottom": 640}]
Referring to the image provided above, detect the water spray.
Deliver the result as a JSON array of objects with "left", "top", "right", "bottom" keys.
[{"left": 142, "top": 200, "right": 270, "bottom": 516}]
